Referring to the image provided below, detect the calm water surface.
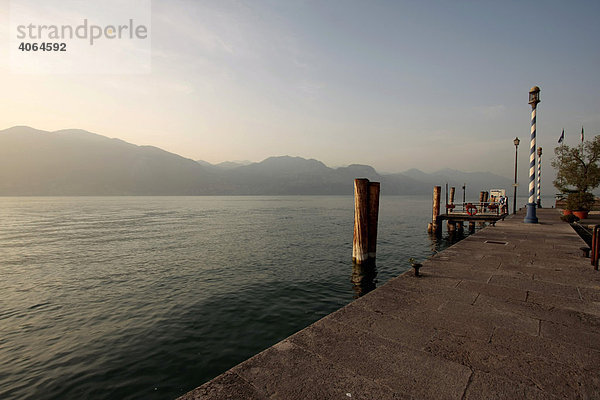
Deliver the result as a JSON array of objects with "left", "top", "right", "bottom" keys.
[{"left": 1, "top": 196, "right": 465, "bottom": 399}]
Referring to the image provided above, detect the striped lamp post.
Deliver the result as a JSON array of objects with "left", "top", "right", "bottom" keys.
[
  {"left": 524, "top": 86, "right": 540, "bottom": 223},
  {"left": 536, "top": 147, "right": 542, "bottom": 208}
]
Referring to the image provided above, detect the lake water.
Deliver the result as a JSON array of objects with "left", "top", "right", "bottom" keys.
[{"left": 0, "top": 195, "right": 542, "bottom": 399}]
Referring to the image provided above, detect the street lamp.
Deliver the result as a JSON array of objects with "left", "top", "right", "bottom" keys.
[
  {"left": 513, "top": 137, "right": 520, "bottom": 214},
  {"left": 537, "top": 147, "right": 542, "bottom": 208},
  {"left": 524, "top": 86, "right": 540, "bottom": 223}
]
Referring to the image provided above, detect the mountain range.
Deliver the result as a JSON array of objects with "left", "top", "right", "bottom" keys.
[{"left": 0, "top": 126, "right": 512, "bottom": 196}]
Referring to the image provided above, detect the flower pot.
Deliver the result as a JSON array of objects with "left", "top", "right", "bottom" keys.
[
  {"left": 573, "top": 210, "right": 589, "bottom": 220},
  {"left": 563, "top": 209, "right": 573, "bottom": 216}
]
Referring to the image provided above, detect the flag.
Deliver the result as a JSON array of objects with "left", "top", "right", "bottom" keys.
[
  {"left": 581, "top": 126, "right": 584, "bottom": 143},
  {"left": 558, "top": 129, "right": 564, "bottom": 144}
]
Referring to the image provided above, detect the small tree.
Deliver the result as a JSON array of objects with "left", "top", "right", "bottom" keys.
[{"left": 552, "top": 136, "right": 600, "bottom": 196}]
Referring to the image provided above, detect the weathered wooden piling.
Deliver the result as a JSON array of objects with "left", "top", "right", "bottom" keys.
[
  {"left": 446, "top": 186, "right": 456, "bottom": 214},
  {"left": 351, "top": 262, "right": 377, "bottom": 298},
  {"left": 482, "top": 192, "right": 489, "bottom": 224},
  {"left": 367, "top": 182, "right": 380, "bottom": 259},
  {"left": 468, "top": 221, "right": 476, "bottom": 233},
  {"left": 353, "top": 179, "right": 380, "bottom": 264},
  {"left": 478, "top": 191, "right": 485, "bottom": 212},
  {"left": 427, "top": 186, "right": 441, "bottom": 235},
  {"left": 447, "top": 221, "right": 456, "bottom": 233}
]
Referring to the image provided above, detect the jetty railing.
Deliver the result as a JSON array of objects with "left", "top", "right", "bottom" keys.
[
  {"left": 592, "top": 225, "right": 600, "bottom": 270},
  {"left": 447, "top": 202, "right": 504, "bottom": 215}
]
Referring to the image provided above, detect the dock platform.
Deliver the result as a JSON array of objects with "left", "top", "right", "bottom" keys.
[
  {"left": 179, "top": 209, "right": 600, "bottom": 399},
  {"left": 438, "top": 211, "right": 508, "bottom": 223}
]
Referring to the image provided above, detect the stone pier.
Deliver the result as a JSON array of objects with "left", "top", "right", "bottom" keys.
[{"left": 179, "top": 209, "right": 600, "bottom": 399}]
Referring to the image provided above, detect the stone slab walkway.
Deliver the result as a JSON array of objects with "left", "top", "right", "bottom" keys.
[{"left": 179, "top": 209, "right": 600, "bottom": 399}]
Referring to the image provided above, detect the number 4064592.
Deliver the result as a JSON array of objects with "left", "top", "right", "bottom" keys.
[{"left": 18, "top": 42, "right": 66, "bottom": 51}]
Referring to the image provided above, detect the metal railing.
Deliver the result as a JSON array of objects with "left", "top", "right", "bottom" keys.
[
  {"left": 445, "top": 202, "right": 506, "bottom": 215},
  {"left": 592, "top": 225, "right": 600, "bottom": 270}
]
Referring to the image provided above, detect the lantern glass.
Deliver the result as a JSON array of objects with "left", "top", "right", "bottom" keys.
[{"left": 514, "top": 137, "right": 520, "bottom": 146}]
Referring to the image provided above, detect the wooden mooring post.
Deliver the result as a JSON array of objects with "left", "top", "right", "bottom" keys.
[
  {"left": 353, "top": 179, "right": 380, "bottom": 265},
  {"left": 468, "top": 221, "right": 476, "bottom": 233},
  {"left": 479, "top": 191, "right": 485, "bottom": 212},
  {"left": 447, "top": 221, "right": 456, "bottom": 233},
  {"left": 427, "top": 186, "right": 442, "bottom": 235}
]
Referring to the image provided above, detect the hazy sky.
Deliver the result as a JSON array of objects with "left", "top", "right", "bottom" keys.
[{"left": 1, "top": 0, "right": 599, "bottom": 179}]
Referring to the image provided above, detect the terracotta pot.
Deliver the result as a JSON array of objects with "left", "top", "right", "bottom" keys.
[
  {"left": 563, "top": 209, "right": 573, "bottom": 215},
  {"left": 573, "top": 210, "right": 589, "bottom": 220}
]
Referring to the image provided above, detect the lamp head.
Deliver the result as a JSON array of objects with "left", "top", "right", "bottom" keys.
[{"left": 529, "top": 86, "right": 540, "bottom": 106}]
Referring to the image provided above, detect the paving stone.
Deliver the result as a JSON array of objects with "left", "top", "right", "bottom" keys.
[
  {"left": 456, "top": 280, "right": 527, "bottom": 302},
  {"left": 176, "top": 372, "right": 267, "bottom": 400},
  {"left": 422, "top": 268, "right": 494, "bottom": 283},
  {"left": 490, "top": 327, "right": 600, "bottom": 371},
  {"left": 326, "top": 301, "right": 437, "bottom": 350},
  {"left": 500, "top": 263, "right": 600, "bottom": 287},
  {"left": 540, "top": 320, "right": 600, "bottom": 351},
  {"left": 288, "top": 320, "right": 472, "bottom": 399},
  {"left": 350, "top": 284, "right": 453, "bottom": 318},
  {"left": 233, "top": 340, "right": 406, "bottom": 400},
  {"left": 423, "top": 259, "right": 499, "bottom": 273},
  {"left": 464, "top": 371, "right": 560, "bottom": 399},
  {"left": 424, "top": 329, "right": 599, "bottom": 399},
  {"left": 436, "top": 299, "right": 540, "bottom": 336},
  {"left": 488, "top": 274, "right": 581, "bottom": 300},
  {"left": 384, "top": 277, "right": 478, "bottom": 304},
  {"left": 578, "top": 285, "right": 600, "bottom": 302},
  {"left": 527, "top": 291, "right": 600, "bottom": 317},
  {"left": 474, "top": 294, "right": 600, "bottom": 331}
]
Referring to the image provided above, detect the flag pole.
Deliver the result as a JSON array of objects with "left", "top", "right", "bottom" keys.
[{"left": 537, "top": 147, "right": 542, "bottom": 208}]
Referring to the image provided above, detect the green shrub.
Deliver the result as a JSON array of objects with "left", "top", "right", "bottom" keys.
[
  {"left": 560, "top": 214, "right": 580, "bottom": 223},
  {"left": 565, "top": 192, "right": 595, "bottom": 211}
]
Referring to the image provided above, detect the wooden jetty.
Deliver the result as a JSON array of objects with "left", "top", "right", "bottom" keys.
[
  {"left": 428, "top": 186, "right": 509, "bottom": 235},
  {"left": 178, "top": 208, "right": 600, "bottom": 400}
]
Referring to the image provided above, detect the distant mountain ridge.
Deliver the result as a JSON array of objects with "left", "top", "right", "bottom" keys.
[
  {"left": 400, "top": 167, "right": 513, "bottom": 199},
  {"left": 0, "top": 126, "right": 512, "bottom": 196}
]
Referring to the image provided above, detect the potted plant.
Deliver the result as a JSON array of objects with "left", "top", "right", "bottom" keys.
[
  {"left": 408, "top": 257, "right": 422, "bottom": 277},
  {"left": 566, "top": 192, "right": 595, "bottom": 219},
  {"left": 552, "top": 136, "right": 600, "bottom": 218}
]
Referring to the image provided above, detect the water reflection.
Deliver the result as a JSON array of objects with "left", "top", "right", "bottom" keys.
[
  {"left": 351, "top": 261, "right": 377, "bottom": 298},
  {"left": 427, "top": 225, "right": 473, "bottom": 254}
]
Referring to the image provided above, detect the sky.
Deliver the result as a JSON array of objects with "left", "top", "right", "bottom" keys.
[{"left": 1, "top": 0, "right": 599, "bottom": 181}]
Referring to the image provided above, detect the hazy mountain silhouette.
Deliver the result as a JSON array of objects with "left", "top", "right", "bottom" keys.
[
  {"left": 195, "top": 160, "right": 252, "bottom": 169},
  {"left": 0, "top": 126, "right": 219, "bottom": 195},
  {"left": 0, "top": 126, "right": 512, "bottom": 196},
  {"left": 401, "top": 167, "right": 513, "bottom": 199}
]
